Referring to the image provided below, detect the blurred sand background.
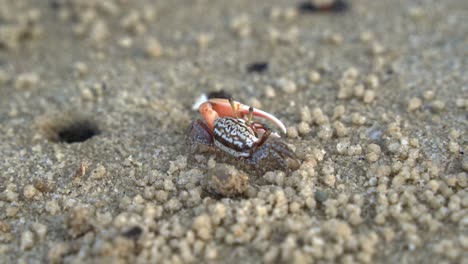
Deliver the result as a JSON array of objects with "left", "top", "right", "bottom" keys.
[{"left": 0, "top": 0, "right": 467, "bottom": 263}]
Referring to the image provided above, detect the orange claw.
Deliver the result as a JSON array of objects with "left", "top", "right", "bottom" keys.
[{"left": 199, "top": 98, "right": 287, "bottom": 134}]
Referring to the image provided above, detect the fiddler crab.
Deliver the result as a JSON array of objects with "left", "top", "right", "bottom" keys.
[{"left": 187, "top": 98, "right": 297, "bottom": 170}]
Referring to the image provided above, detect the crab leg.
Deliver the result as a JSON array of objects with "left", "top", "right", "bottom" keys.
[{"left": 207, "top": 98, "right": 287, "bottom": 134}]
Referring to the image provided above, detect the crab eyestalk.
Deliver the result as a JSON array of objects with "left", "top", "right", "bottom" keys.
[
  {"left": 246, "top": 107, "right": 254, "bottom": 126},
  {"left": 229, "top": 98, "right": 239, "bottom": 118}
]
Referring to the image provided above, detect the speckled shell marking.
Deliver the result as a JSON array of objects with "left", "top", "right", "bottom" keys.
[{"left": 213, "top": 117, "right": 258, "bottom": 157}]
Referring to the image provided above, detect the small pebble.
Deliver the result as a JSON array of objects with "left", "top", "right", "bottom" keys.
[
  {"left": 287, "top": 126, "right": 299, "bottom": 139},
  {"left": 15, "top": 72, "right": 40, "bottom": 90},
  {"left": 333, "top": 105, "right": 345, "bottom": 119},
  {"left": 89, "top": 20, "right": 109, "bottom": 43},
  {"left": 298, "top": 122, "right": 311, "bottom": 136},
  {"left": 363, "top": 90, "right": 376, "bottom": 103},
  {"left": 336, "top": 141, "right": 350, "bottom": 154},
  {"left": 73, "top": 61, "right": 88, "bottom": 77},
  {"left": 81, "top": 87, "right": 94, "bottom": 101},
  {"left": 118, "top": 36, "right": 133, "bottom": 48},
  {"left": 448, "top": 141, "right": 459, "bottom": 154},
  {"left": 350, "top": 113, "right": 366, "bottom": 125},
  {"left": 423, "top": 90, "right": 434, "bottom": 100},
  {"left": 353, "top": 84, "right": 365, "bottom": 98},
  {"left": 45, "top": 200, "right": 61, "bottom": 215},
  {"left": 300, "top": 106, "right": 312, "bottom": 124},
  {"left": 338, "top": 84, "right": 353, "bottom": 99},
  {"left": 366, "top": 74, "right": 379, "bottom": 89},
  {"left": 23, "top": 185, "right": 38, "bottom": 199},
  {"left": 204, "top": 243, "right": 218, "bottom": 260},
  {"left": 145, "top": 38, "right": 162, "bottom": 58},
  {"left": 90, "top": 164, "right": 107, "bottom": 179},
  {"left": 317, "top": 125, "right": 333, "bottom": 140},
  {"left": 448, "top": 129, "right": 460, "bottom": 139},
  {"left": 407, "top": 97, "right": 422, "bottom": 111},
  {"left": 196, "top": 32, "right": 213, "bottom": 49},
  {"left": 308, "top": 71, "right": 321, "bottom": 83},
  {"left": 6, "top": 206, "right": 19, "bottom": 217},
  {"left": 20, "top": 230, "right": 35, "bottom": 250},
  {"left": 431, "top": 100, "right": 445, "bottom": 113},
  {"left": 326, "top": 33, "right": 343, "bottom": 45},
  {"left": 348, "top": 145, "right": 362, "bottom": 156},
  {"left": 312, "top": 108, "right": 329, "bottom": 125},
  {"left": 333, "top": 121, "right": 349, "bottom": 137},
  {"left": 192, "top": 214, "right": 213, "bottom": 241},
  {"left": 315, "top": 190, "right": 328, "bottom": 203},
  {"left": 366, "top": 144, "right": 381, "bottom": 162},
  {"left": 32, "top": 223, "right": 47, "bottom": 240},
  {"left": 48, "top": 242, "right": 68, "bottom": 263},
  {"left": 371, "top": 42, "right": 385, "bottom": 55},
  {"left": 463, "top": 160, "right": 468, "bottom": 172},
  {"left": 276, "top": 78, "right": 297, "bottom": 94},
  {"left": 322, "top": 173, "right": 336, "bottom": 187},
  {"left": 360, "top": 31, "right": 374, "bottom": 43},
  {"left": 0, "top": 221, "right": 11, "bottom": 233},
  {"left": 284, "top": 7, "right": 298, "bottom": 21},
  {"left": 408, "top": 6, "right": 425, "bottom": 19},
  {"left": 343, "top": 67, "right": 359, "bottom": 79},
  {"left": 264, "top": 85, "right": 276, "bottom": 98},
  {"left": 455, "top": 99, "right": 468, "bottom": 109},
  {"left": 205, "top": 164, "right": 249, "bottom": 197},
  {"left": 1, "top": 188, "right": 19, "bottom": 202},
  {"left": 121, "top": 10, "right": 146, "bottom": 34},
  {"left": 230, "top": 14, "right": 251, "bottom": 37}
]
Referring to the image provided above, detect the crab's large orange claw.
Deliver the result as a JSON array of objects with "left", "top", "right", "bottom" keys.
[{"left": 206, "top": 98, "right": 287, "bottom": 134}]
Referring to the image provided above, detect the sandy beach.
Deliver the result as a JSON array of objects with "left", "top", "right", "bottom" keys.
[{"left": 0, "top": 0, "right": 467, "bottom": 263}]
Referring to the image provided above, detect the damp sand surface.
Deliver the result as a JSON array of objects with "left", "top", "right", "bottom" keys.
[{"left": 0, "top": 0, "right": 467, "bottom": 263}]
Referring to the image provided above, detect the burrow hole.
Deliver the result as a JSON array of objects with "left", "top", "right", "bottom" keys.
[{"left": 38, "top": 114, "right": 100, "bottom": 143}]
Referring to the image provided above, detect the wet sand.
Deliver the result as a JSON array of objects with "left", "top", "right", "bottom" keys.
[{"left": 0, "top": 0, "right": 467, "bottom": 263}]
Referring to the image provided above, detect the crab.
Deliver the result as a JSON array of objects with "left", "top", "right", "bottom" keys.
[{"left": 187, "top": 98, "right": 297, "bottom": 169}]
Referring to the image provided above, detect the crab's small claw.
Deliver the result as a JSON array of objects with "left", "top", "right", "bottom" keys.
[
  {"left": 207, "top": 98, "right": 287, "bottom": 134},
  {"left": 199, "top": 101, "right": 220, "bottom": 130}
]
